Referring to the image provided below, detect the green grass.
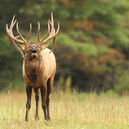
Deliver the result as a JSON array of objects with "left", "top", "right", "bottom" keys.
[{"left": 0, "top": 90, "right": 129, "bottom": 129}]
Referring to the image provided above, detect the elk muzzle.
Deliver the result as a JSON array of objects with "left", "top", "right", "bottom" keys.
[{"left": 29, "top": 44, "right": 40, "bottom": 58}]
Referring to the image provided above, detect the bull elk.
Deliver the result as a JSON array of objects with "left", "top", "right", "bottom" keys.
[{"left": 6, "top": 12, "right": 60, "bottom": 121}]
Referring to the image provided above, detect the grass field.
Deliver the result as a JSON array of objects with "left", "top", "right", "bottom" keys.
[{"left": 0, "top": 90, "right": 129, "bottom": 129}]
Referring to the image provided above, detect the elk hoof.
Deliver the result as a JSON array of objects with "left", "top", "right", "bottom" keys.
[
  {"left": 35, "top": 115, "right": 40, "bottom": 120},
  {"left": 25, "top": 118, "right": 28, "bottom": 122}
]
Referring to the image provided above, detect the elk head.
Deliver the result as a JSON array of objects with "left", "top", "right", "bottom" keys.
[{"left": 6, "top": 12, "right": 60, "bottom": 59}]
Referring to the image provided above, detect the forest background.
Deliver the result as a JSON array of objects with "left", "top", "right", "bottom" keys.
[{"left": 1, "top": 0, "right": 129, "bottom": 95}]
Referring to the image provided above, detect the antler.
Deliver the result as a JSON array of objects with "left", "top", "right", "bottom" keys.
[
  {"left": 6, "top": 15, "right": 25, "bottom": 44},
  {"left": 27, "top": 23, "right": 32, "bottom": 42},
  {"left": 6, "top": 15, "right": 25, "bottom": 58},
  {"left": 6, "top": 12, "right": 60, "bottom": 58},
  {"left": 6, "top": 15, "right": 33, "bottom": 58},
  {"left": 38, "top": 12, "right": 60, "bottom": 52}
]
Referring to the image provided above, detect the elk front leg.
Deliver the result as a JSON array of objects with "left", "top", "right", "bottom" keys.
[
  {"left": 40, "top": 85, "right": 47, "bottom": 120},
  {"left": 34, "top": 88, "right": 39, "bottom": 120},
  {"left": 25, "top": 86, "right": 32, "bottom": 121}
]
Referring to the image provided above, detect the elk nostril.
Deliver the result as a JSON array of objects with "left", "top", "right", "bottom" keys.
[{"left": 32, "top": 50, "right": 37, "bottom": 53}]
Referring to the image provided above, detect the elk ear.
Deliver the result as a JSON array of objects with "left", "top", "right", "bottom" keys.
[
  {"left": 20, "top": 45, "right": 26, "bottom": 51},
  {"left": 41, "top": 44, "right": 49, "bottom": 49}
]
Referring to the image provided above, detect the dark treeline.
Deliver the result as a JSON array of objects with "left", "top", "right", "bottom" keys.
[{"left": 1, "top": 0, "right": 129, "bottom": 94}]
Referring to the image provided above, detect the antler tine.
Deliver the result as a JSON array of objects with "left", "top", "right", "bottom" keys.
[
  {"left": 10, "top": 15, "right": 15, "bottom": 27},
  {"left": 10, "top": 17, "right": 17, "bottom": 35},
  {"left": 49, "top": 37, "right": 56, "bottom": 54},
  {"left": 48, "top": 19, "right": 55, "bottom": 34},
  {"left": 6, "top": 24, "right": 24, "bottom": 58},
  {"left": 49, "top": 22, "right": 60, "bottom": 53},
  {"left": 42, "top": 25, "right": 59, "bottom": 43},
  {"left": 51, "top": 12, "right": 54, "bottom": 26},
  {"left": 40, "top": 22, "right": 50, "bottom": 43},
  {"left": 40, "top": 32, "right": 49, "bottom": 43},
  {"left": 6, "top": 24, "right": 10, "bottom": 35},
  {"left": 16, "top": 22, "right": 27, "bottom": 43},
  {"left": 37, "top": 22, "right": 40, "bottom": 42},
  {"left": 6, "top": 18, "right": 24, "bottom": 43},
  {"left": 10, "top": 38, "right": 25, "bottom": 58},
  {"left": 48, "top": 21, "right": 51, "bottom": 34},
  {"left": 27, "top": 23, "right": 32, "bottom": 42},
  {"left": 41, "top": 12, "right": 60, "bottom": 45},
  {"left": 56, "top": 22, "right": 60, "bottom": 34},
  {"left": 15, "top": 35, "right": 20, "bottom": 38},
  {"left": 37, "top": 12, "right": 60, "bottom": 52},
  {"left": 8, "top": 15, "right": 19, "bottom": 39}
]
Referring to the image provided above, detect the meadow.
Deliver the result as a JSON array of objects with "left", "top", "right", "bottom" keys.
[{"left": 0, "top": 90, "right": 129, "bottom": 129}]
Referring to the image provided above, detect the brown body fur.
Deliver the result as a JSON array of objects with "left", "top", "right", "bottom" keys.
[
  {"left": 23, "top": 48, "right": 56, "bottom": 88},
  {"left": 23, "top": 48, "right": 56, "bottom": 121}
]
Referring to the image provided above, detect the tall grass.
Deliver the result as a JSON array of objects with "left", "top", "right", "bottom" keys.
[{"left": 0, "top": 89, "right": 129, "bottom": 129}]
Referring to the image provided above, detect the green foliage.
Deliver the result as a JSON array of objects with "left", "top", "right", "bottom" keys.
[
  {"left": 114, "top": 71, "right": 129, "bottom": 95},
  {"left": 56, "top": 76, "right": 72, "bottom": 93},
  {"left": 57, "top": 33, "right": 108, "bottom": 56},
  {"left": 0, "top": 35, "right": 22, "bottom": 89},
  {"left": 0, "top": 36, "right": 11, "bottom": 51},
  {"left": 7, "top": 79, "right": 25, "bottom": 91},
  {"left": 65, "top": 76, "right": 72, "bottom": 93},
  {"left": 56, "top": 76, "right": 65, "bottom": 91}
]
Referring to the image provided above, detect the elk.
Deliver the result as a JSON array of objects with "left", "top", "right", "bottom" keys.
[{"left": 6, "top": 12, "right": 60, "bottom": 121}]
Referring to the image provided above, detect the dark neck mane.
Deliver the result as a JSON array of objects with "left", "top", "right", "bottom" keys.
[{"left": 25, "top": 55, "right": 41, "bottom": 83}]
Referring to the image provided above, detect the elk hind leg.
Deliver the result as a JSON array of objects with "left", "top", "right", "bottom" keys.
[
  {"left": 46, "top": 75, "right": 54, "bottom": 120},
  {"left": 40, "top": 85, "right": 47, "bottom": 120}
]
